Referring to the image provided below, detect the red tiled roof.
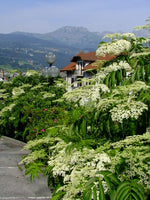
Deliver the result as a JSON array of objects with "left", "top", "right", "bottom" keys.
[
  {"left": 83, "top": 62, "right": 97, "bottom": 70},
  {"left": 83, "top": 54, "right": 117, "bottom": 70},
  {"left": 60, "top": 62, "right": 76, "bottom": 71},
  {"left": 98, "top": 54, "right": 117, "bottom": 61},
  {"left": 71, "top": 52, "right": 97, "bottom": 62},
  {"left": 60, "top": 52, "right": 117, "bottom": 72}
]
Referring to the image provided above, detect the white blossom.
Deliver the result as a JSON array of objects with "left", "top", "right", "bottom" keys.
[
  {"left": 110, "top": 101, "right": 148, "bottom": 123},
  {"left": 41, "top": 92, "right": 56, "bottom": 99},
  {"left": 0, "top": 103, "right": 16, "bottom": 116},
  {"left": 96, "top": 39, "right": 131, "bottom": 57},
  {"left": 25, "top": 70, "right": 38, "bottom": 77},
  {"left": 12, "top": 87, "right": 25, "bottom": 98}
]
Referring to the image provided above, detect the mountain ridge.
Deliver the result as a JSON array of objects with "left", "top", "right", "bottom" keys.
[{"left": 0, "top": 26, "right": 149, "bottom": 71}]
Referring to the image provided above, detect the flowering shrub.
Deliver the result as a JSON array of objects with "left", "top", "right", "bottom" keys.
[
  {"left": 96, "top": 39, "right": 131, "bottom": 57},
  {"left": 21, "top": 132, "right": 150, "bottom": 199},
  {"left": 62, "top": 84, "right": 110, "bottom": 107},
  {"left": 1, "top": 19, "right": 150, "bottom": 200},
  {"left": 25, "top": 70, "right": 39, "bottom": 77},
  {"left": 0, "top": 74, "right": 68, "bottom": 141},
  {"left": 110, "top": 101, "right": 148, "bottom": 123}
]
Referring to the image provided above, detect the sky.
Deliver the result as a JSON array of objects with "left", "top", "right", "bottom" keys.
[{"left": 0, "top": 0, "right": 149, "bottom": 34}]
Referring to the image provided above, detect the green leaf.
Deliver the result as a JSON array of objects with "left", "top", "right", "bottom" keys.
[
  {"left": 131, "top": 184, "right": 145, "bottom": 200},
  {"left": 85, "top": 177, "right": 98, "bottom": 189},
  {"left": 119, "top": 189, "right": 130, "bottom": 200},
  {"left": 116, "top": 181, "right": 130, "bottom": 200},
  {"left": 101, "top": 171, "right": 121, "bottom": 186},
  {"left": 115, "top": 180, "right": 146, "bottom": 200},
  {"left": 98, "top": 180, "right": 106, "bottom": 200},
  {"left": 93, "top": 185, "right": 97, "bottom": 200},
  {"left": 80, "top": 118, "right": 87, "bottom": 137},
  {"left": 110, "top": 190, "right": 117, "bottom": 200},
  {"left": 51, "top": 191, "right": 66, "bottom": 200},
  {"left": 132, "top": 192, "right": 142, "bottom": 200},
  {"left": 25, "top": 162, "right": 43, "bottom": 181},
  {"left": 83, "top": 189, "right": 92, "bottom": 200}
]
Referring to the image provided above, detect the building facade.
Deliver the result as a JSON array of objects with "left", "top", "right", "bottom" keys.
[{"left": 60, "top": 51, "right": 116, "bottom": 88}]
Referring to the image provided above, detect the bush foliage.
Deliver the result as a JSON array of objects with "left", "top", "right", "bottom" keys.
[{"left": 0, "top": 19, "right": 150, "bottom": 199}]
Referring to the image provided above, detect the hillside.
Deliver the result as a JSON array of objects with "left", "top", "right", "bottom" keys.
[
  {"left": 0, "top": 33, "right": 80, "bottom": 70},
  {"left": 0, "top": 26, "right": 149, "bottom": 71},
  {"left": 36, "top": 26, "right": 107, "bottom": 49}
]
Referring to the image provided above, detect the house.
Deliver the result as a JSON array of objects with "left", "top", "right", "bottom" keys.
[{"left": 60, "top": 51, "right": 116, "bottom": 87}]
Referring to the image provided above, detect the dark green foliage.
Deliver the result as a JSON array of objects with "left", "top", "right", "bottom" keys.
[
  {"left": 82, "top": 171, "right": 146, "bottom": 200},
  {"left": 0, "top": 24, "right": 150, "bottom": 200},
  {"left": 0, "top": 74, "right": 68, "bottom": 141}
]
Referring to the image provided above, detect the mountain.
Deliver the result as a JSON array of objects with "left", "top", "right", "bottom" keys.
[
  {"left": 0, "top": 27, "right": 105, "bottom": 71},
  {"left": 0, "top": 32, "right": 82, "bottom": 70},
  {"left": 0, "top": 26, "right": 149, "bottom": 72},
  {"left": 36, "top": 26, "right": 108, "bottom": 49},
  {"left": 34, "top": 26, "right": 150, "bottom": 49}
]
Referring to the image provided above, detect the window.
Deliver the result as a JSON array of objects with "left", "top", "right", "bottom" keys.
[{"left": 77, "top": 61, "right": 85, "bottom": 68}]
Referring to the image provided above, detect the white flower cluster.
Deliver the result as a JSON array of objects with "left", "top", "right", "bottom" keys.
[
  {"left": 0, "top": 103, "right": 16, "bottom": 117},
  {"left": 112, "top": 81, "right": 150, "bottom": 97},
  {"left": 22, "top": 133, "right": 150, "bottom": 198},
  {"left": 9, "top": 116, "right": 16, "bottom": 121},
  {"left": 110, "top": 132, "right": 150, "bottom": 149},
  {"left": 110, "top": 101, "right": 148, "bottom": 123},
  {"left": 0, "top": 93, "right": 9, "bottom": 99},
  {"left": 121, "top": 33, "right": 136, "bottom": 41},
  {"left": 96, "top": 39, "right": 131, "bottom": 57},
  {"left": 47, "top": 142, "right": 111, "bottom": 199},
  {"left": 103, "top": 61, "right": 132, "bottom": 73},
  {"left": 25, "top": 70, "right": 38, "bottom": 77},
  {"left": 41, "top": 92, "right": 56, "bottom": 99},
  {"left": 54, "top": 80, "right": 67, "bottom": 88},
  {"left": 103, "top": 33, "right": 136, "bottom": 41},
  {"left": 63, "top": 84, "right": 110, "bottom": 106},
  {"left": 97, "top": 98, "right": 121, "bottom": 111},
  {"left": 23, "top": 136, "right": 62, "bottom": 150},
  {"left": 98, "top": 84, "right": 110, "bottom": 93},
  {"left": 95, "top": 71, "right": 107, "bottom": 82},
  {"left": 31, "top": 83, "right": 43, "bottom": 90},
  {"left": 94, "top": 61, "right": 132, "bottom": 84},
  {"left": 12, "top": 87, "right": 25, "bottom": 98},
  {"left": 0, "top": 89, "right": 6, "bottom": 93},
  {"left": 20, "top": 84, "right": 32, "bottom": 89},
  {"left": 130, "top": 51, "right": 150, "bottom": 58},
  {"left": 108, "top": 132, "right": 150, "bottom": 190},
  {"left": 19, "top": 149, "right": 46, "bottom": 164}
]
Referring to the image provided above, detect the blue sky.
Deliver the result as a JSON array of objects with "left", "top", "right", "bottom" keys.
[{"left": 0, "top": 0, "right": 149, "bottom": 33}]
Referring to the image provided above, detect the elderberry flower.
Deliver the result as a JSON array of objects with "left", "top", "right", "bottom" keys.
[
  {"left": 96, "top": 39, "right": 131, "bottom": 57},
  {"left": 110, "top": 101, "right": 148, "bottom": 123}
]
